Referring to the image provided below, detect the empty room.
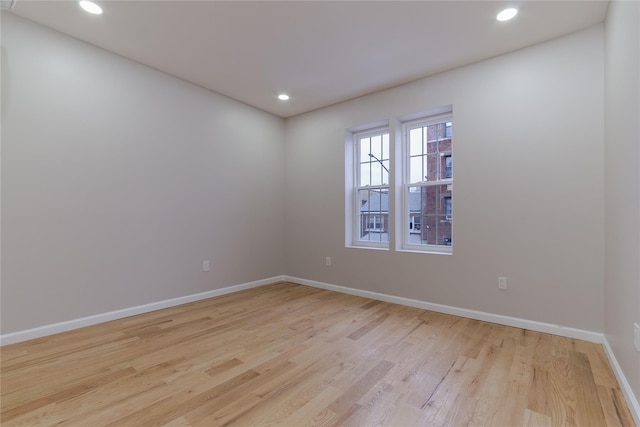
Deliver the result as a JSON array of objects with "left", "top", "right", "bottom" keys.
[{"left": 1, "top": 0, "right": 639, "bottom": 425}]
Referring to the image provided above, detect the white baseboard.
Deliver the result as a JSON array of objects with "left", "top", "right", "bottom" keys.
[
  {"left": 0, "top": 274, "right": 604, "bottom": 345},
  {"left": 0, "top": 275, "right": 286, "bottom": 346},
  {"left": 285, "top": 276, "right": 603, "bottom": 343},
  {"left": 602, "top": 337, "right": 640, "bottom": 426},
  {"left": 2, "top": 275, "right": 637, "bottom": 422}
]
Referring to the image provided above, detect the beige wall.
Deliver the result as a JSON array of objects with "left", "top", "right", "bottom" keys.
[
  {"left": 284, "top": 25, "right": 605, "bottom": 332},
  {"left": 604, "top": 0, "right": 640, "bottom": 407},
  {"left": 1, "top": 14, "right": 286, "bottom": 333}
]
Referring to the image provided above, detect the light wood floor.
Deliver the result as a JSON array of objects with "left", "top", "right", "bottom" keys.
[{"left": 1, "top": 282, "right": 635, "bottom": 426}]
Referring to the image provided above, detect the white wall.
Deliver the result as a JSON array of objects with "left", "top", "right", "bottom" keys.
[
  {"left": 604, "top": 0, "right": 640, "bottom": 407},
  {"left": 1, "top": 14, "right": 286, "bottom": 334},
  {"left": 285, "top": 25, "right": 605, "bottom": 333}
]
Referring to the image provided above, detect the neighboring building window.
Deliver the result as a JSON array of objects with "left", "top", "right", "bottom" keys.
[
  {"left": 403, "top": 111, "right": 453, "bottom": 252},
  {"left": 445, "top": 121, "right": 452, "bottom": 138},
  {"left": 443, "top": 155, "right": 452, "bottom": 179},
  {"left": 409, "top": 215, "right": 421, "bottom": 233},
  {"left": 354, "top": 127, "right": 390, "bottom": 246},
  {"left": 365, "top": 214, "right": 384, "bottom": 231}
]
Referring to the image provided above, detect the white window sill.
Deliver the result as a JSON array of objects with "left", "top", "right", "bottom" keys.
[
  {"left": 346, "top": 245, "right": 390, "bottom": 251},
  {"left": 397, "top": 247, "right": 453, "bottom": 255}
]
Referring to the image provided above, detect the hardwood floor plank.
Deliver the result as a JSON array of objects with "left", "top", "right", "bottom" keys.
[
  {"left": 276, "top": 385, "right": 344, "bottom": 427},
  {"left": 346, "top": 313, "right": 390, "bottom": 341},
  {"left": 2, "top": 366, "right": 137, "bottom": 422},
  {"left": 210, "top": 362, "right": 331, "bottom": 426},
  {"left": 107, "top": 368, "right": 262, "bottom": 426},
  {"left": 161, "top": 416, "right": 193, "bottom": 427},
  {"left": 204, "top": 357, "right": 245, "bottom": 377},
  {"left": 328, "top": 359, "right": 395, "bottom": 416},
  {"left": 523, "top": 408, "right": 552, "bottom": 426},
  {"left": 571, "top": 350, "right": 608, "bottom": 426},
  {"left": 1, "top": 282, "right": 635, "bottom": 426},
  {"left": 597, "top": 384, "right": 636, "bottom": 427}
]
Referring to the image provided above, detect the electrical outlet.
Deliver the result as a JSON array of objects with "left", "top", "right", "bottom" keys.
[
  {"left": 202, "top": 260, "right": 210, "bottom": 272},
  {"left": 325, "top": 257, "right": 332, "bottom": 267},
  {"left": 634, "top": 323, "right": 640, "bottom": 353},
  {"left": 498, "top": 277, "right": 507, "bottom": 290}
]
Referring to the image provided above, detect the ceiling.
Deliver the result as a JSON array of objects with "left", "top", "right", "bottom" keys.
[{"left": 8, "top": 1, "right": 608, "bottom": 118}]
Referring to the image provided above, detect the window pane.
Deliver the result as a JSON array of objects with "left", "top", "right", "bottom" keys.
[
  {"left": 438, "top": 138, "right": 452, "bottom": 156},
  {"left": 382, "top": 133, "right": 389, "bottom": 159},
  {"left": 358, "top": 188, "right": 389, "bottom": 242},
  {"left": 427, "top": 125, "right": 439, "bottom": 149},
  {"left": 359, "top": 163, "right": 370, "bottom": 186},
  {"left": 425, "top": 153, "right": 438, "bottom": 181},
  {"left": 409, "top": 156, "right": 423, "bottom": 183},
  {"left": 409, "top": 128, "right": 423, "bottom": 155},
  {"left": 360, "top": 137, "right": 371, "bottom": 163},
  {"left": 423, "top": 121, "right": 452, "bottom": 143},
  {"left": 407, "top": 184, "right": 452, "bottom": 247},
  {"left": 371, "top": 162, "right": 383, "bottom": 186},
  {"left": 370, "top": 135, "right": 382, "bottom": 159},
  {"left": 382, "top": 161, "right": 390, "bottom": 185}
]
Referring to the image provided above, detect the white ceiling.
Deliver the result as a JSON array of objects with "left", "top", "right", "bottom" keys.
[{"left": 8, "top": 1, "right": 608, "bottom": 118}]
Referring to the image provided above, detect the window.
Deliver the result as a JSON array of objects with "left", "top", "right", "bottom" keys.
[
  {"left": 346, "top": 107, "right": 452, "bottom": 253},
  {"left": 354, "top": 127, "right": 390, "bottom": 246},
  {"left": 403, "top": 112, "right": 453, "bottom": 252}
]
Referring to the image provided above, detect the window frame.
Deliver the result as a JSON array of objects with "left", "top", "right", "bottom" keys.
[
  {"left": 351, "top": 126, "right": 391, "bottom": 249},
  {"left": 401, "top": 112, "right": 453, "bottom": 254}
]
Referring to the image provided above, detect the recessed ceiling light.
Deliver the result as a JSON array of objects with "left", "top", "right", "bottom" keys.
[
  {"left": 79, "top": 0, "right": 102, "bottom": 15},
  {"left": 496, "top": 8, "right": 518, "bottom": 22},
  {"left": 278, "top": 94, "right": 290, "bottom": 101}
]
